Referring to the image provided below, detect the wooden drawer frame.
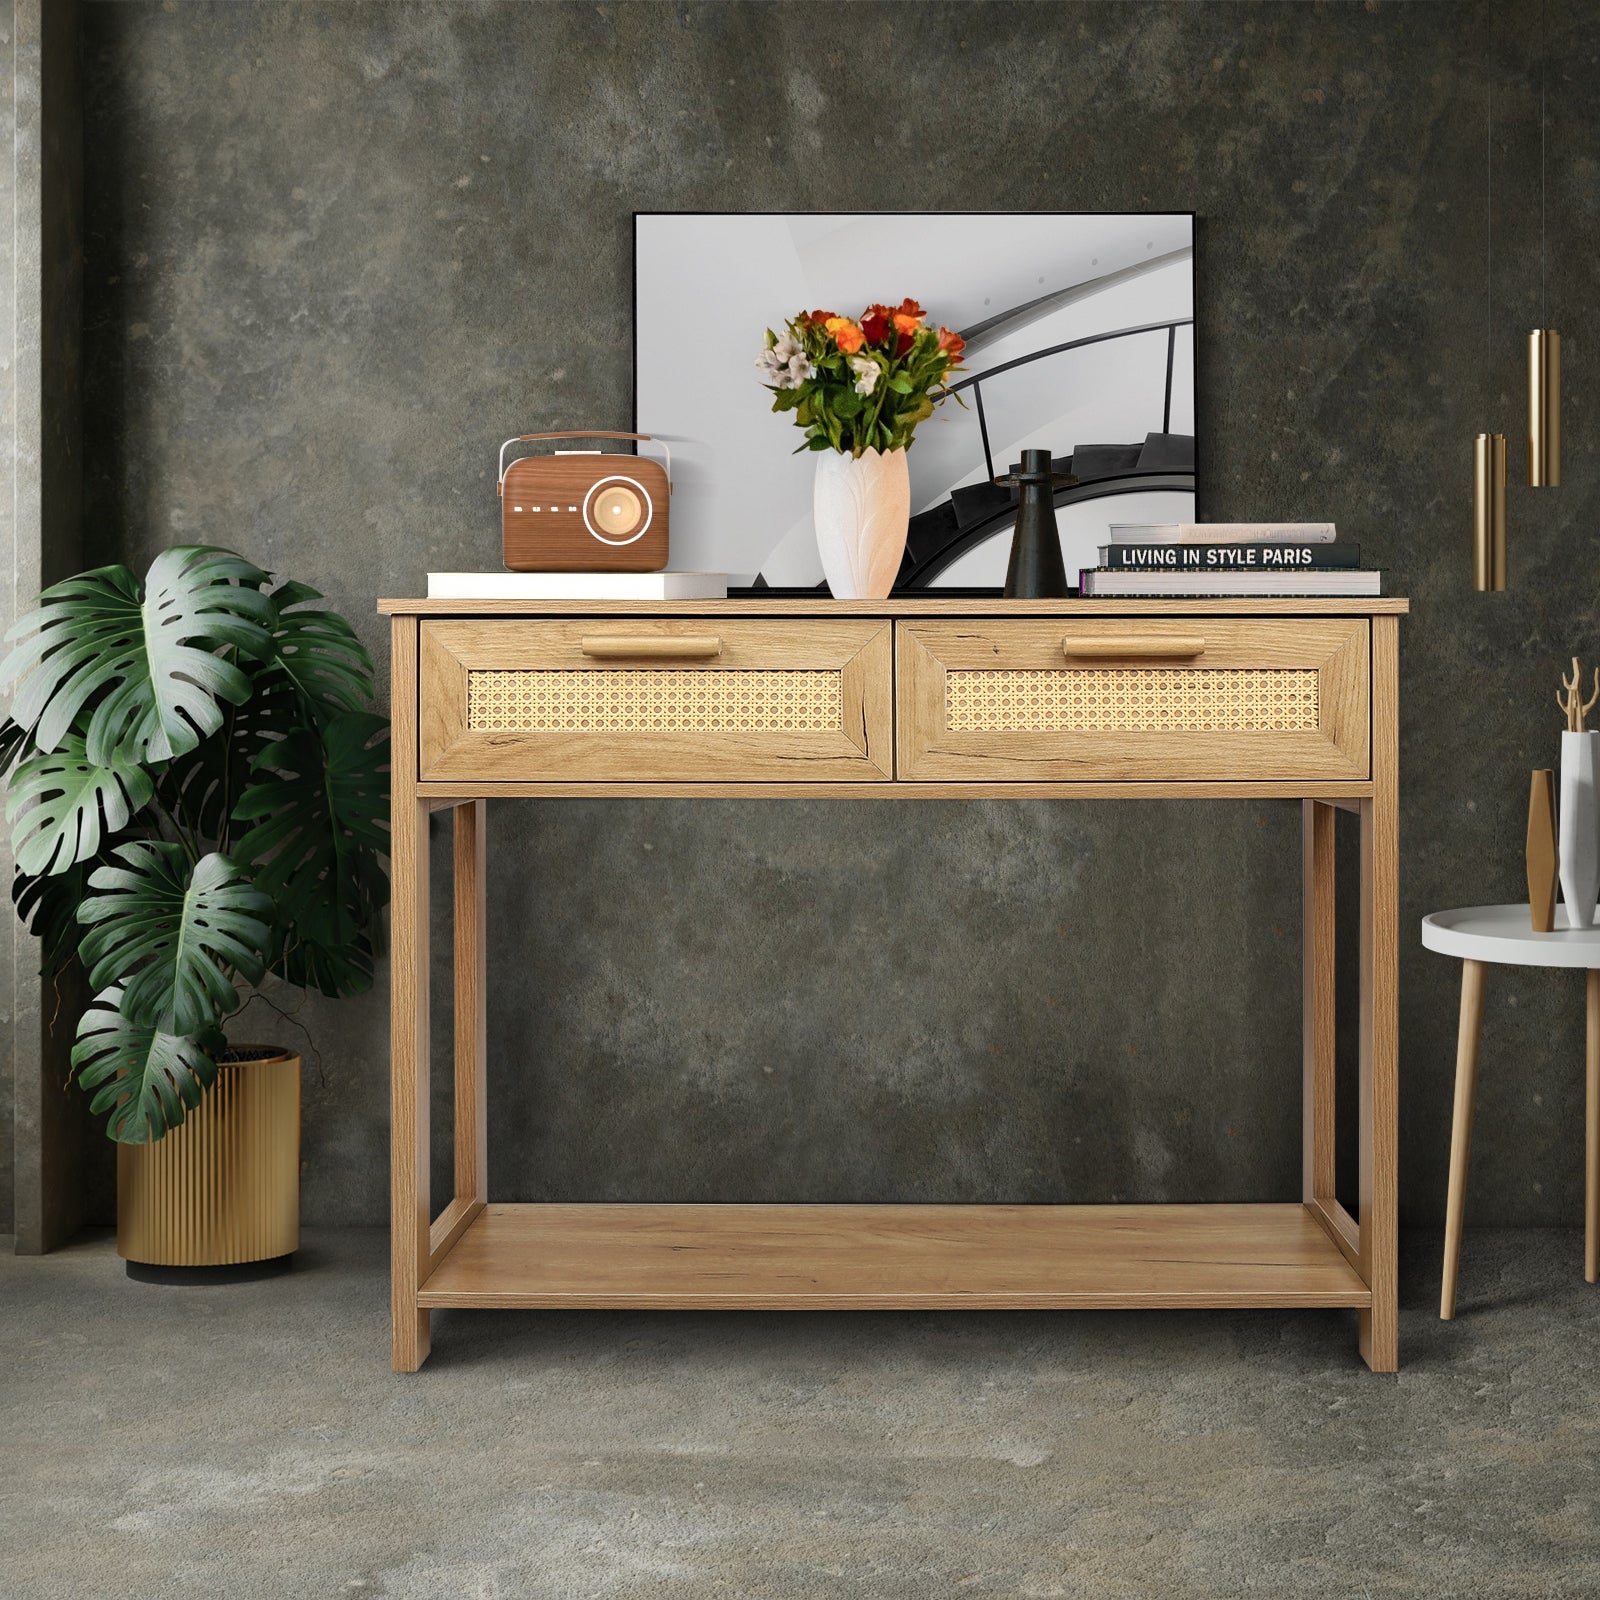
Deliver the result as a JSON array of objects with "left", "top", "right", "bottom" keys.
[
  {"left": 896, "top": 617, "right": 1370, "bottom": 783},
  {"left": 419, "top": 618, "right": 893, "bottom": 783}
]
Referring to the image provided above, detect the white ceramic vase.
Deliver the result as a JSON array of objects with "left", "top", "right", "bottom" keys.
[
  {"left": 1558, "top": 729, "right": 1600, "bottom": 928},
  {"left": 813, "top": 447, "right": 910, "bottom": 600}
]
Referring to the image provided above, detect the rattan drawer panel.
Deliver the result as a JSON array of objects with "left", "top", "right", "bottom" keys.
[
  {"left": 420, "top": 619, "right": 892, "bottom": 782},
  {"left": 897, "top": 619, "right": 1369, "bottom": 782}
]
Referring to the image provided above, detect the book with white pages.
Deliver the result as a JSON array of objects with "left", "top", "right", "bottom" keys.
[
  {"left": 1079, "top": 568, "right": 1381, "bottom": 597},
  {"left": 427, "top": 572, "right": 729, "bottom": 600},
  {"left": 1107, "top": 522, "right": 1337, "bottom": 544}
]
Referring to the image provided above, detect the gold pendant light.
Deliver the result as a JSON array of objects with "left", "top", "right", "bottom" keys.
[
  {"left": 1474, "top": 432, "right": 1507, "bottom": 590},
  {"left": 1529, "top": 330, "right": 1560, "bottom": 485},
  {"left": 1528, "top": 0, "right": 1560, "bottom": 486},
  {"left": 1473, "top": 57, "right": 1506, "bottom": 590}
]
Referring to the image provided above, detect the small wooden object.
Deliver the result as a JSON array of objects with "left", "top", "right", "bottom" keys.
[
  {"left": 1558, "top": 656, "right": 1599, "bottom": 733},
  {"left": 1527, "top": 768, "right": 1559, "bottom": 932},
  {"left": 500, "top": 431, "right": 669, "bottom": 572}
]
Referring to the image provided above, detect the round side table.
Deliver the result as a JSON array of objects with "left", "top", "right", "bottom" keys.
[{"left": 1422, "top": 904, "right": 1600, "bottom": 1319}]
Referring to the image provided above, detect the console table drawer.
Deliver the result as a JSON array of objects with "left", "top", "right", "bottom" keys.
[
  {"left": 419, "top": 619, "right": 893, "bottom": 782},
  {"left": 896, "top": 618, "right": 1370, "bottom": 782}
]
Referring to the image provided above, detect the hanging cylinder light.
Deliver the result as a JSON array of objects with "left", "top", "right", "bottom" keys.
[
  {"left": 1472, "top": 47, "right": 1505, "bottom": 590},
  {"left": 1529, "top": 329, "right": 1560, "bottom": 485},
  {"left": 1474, "top": 432, "right": 1507, "bottom": 591},
  {"left": 1528, "top": 3, "right": 1560, "bottom": 487}
]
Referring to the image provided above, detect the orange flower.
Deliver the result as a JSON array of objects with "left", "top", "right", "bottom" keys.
[
  {"left": 893, "top": 297, "right": 925, "bottom": 332},
  {"left": 936, "top": 326, "right": 966, "bottom": 362},
  {"left": 825, "top": 316, "right": 865, "bottom": 354}
]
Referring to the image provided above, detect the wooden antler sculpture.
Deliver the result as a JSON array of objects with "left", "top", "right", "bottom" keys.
[{"left": 1558, "top": 657, "right": 1600, "bottom": 732}]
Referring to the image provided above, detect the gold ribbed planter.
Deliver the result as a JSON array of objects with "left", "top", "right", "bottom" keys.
[{"left": 117, "top": 1050, "right": 300, "bottom": 1267}]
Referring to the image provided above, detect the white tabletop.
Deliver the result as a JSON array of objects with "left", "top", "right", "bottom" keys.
[{"left": 1422, "top": 905, "right": 1600, "bottom": 969}]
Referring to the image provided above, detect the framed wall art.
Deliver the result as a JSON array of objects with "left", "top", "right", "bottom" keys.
[{"left": 634, "top": 211, "right": 1196, "bottom": 590}]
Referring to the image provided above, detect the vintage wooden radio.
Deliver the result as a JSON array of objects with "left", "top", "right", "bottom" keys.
[{"left": 498, "top": 431, "right": 670, "bottom": 571}]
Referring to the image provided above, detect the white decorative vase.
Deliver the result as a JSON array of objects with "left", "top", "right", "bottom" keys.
[
  {"left": 1558, "top": 730, "right": 1600, "bottom": 928},
  {"left": 813, "top": 447, "right": 910, "bottom": 600}
]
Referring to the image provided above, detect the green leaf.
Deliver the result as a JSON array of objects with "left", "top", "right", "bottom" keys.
[
  {"left": 886, "top": 377, "right": 914, "bottom": 394},
  {"left": 71, "top": 985, "right": 219, "bottom": 1143},
  {"left": 261, "top": 582, "right": 375, "bottom": 719},
  {"left": 5, "top": 733, "right": 155, "bottom": 876},
  {"left": 13, "top": 858, "right": 95, "bottom": 973},
  {"left": 232, "top": 712, "right": 390, "bottom": 997},
  {"left": 0, "top": 546, "right": 275, "bottom": 766},
  {"left": 76, "top": 842, "right": 270, "bottom": 1034},
  {"left": 833, "top": 389, "right": 864, "bottom": 418},
  {"left": 0, "top": 718, "right": 27, "bottom": 780}
]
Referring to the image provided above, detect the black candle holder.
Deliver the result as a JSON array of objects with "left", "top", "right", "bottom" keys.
[{"left": 994, "top": 449, "right": 1079, "bottom": 598}]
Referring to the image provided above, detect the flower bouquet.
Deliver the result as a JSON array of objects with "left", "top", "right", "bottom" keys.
[{"left": 757, "top": 301, "right": 965, "bottom": 597}]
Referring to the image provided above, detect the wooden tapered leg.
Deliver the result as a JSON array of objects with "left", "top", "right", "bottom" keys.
[
  {"left": 1358, "top": 616, "right": 1400, "bottom": 1370},
  {"left": 390, "top": 617, "right": 432, "bottom": 1372},
  {"left": 1303, "top": 800, "right": 1337, "bottom": 1205},
  {"left": 1588, "top": 969, "right": 1599, "bottom": 1285},
  {"left": 454, "top": 800, "right": 488, "bottom": 1207},
  {"left": 1440, "top": 959, "right": 1486, "bottom": 1320}
]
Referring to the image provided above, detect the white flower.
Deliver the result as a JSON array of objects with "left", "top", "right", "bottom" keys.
[
  {"left": 773, "top": 334, "right": 805, "bottom": 364},
  {"left": 786, "top": 353, "right": 814, "bottom": 385},
  {"left": 850, "top": 355, "right": 879, "bottom": 396}
]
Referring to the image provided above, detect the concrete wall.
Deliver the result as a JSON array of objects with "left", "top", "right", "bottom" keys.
[
  {"left": 1, "top": 0, "right": 13, "bottom": 1233},
  {"left": 17, "top": 0, "right": 1595, "bottom": 1230},
  {"left": 4, "top": 0, "right": 102, "bottom": 1247}
]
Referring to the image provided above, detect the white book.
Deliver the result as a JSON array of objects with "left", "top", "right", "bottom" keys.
[
  {"left": 1107, "top": 522, "right": 1337, "bottom": 544},
  {"left": 1079, "top": 568, "right": 1380, "bottom": 597},
  {"left": 427, "top": 571, "right": 729, "bottom": 600}
]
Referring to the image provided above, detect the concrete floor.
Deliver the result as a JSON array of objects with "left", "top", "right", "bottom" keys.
[{"left": 3, "top": 1228, "right": 1598, "bottom": 1598}]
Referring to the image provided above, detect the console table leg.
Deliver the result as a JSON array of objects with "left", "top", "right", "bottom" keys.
[
  {"left": 1440, "top": 959, "right": 1486, "bottom": 1320},
  {"left": 390, "top": 618, "right": 431, "bottom": 1372},
  {"left": 1302, "top": 800, "right": 1337, "bottom": 1205},
  {"left": 454, "top": 800, "right": 488, "bottom": 1208},
  {"left": 1358, "top": 617, "right": 1400, "bottom": 1371},
  {"left": 1587, "top": 970, "right": 1599, "bottom": 1285}
]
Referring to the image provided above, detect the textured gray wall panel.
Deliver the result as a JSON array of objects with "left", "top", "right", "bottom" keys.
[{"left": 64, "top": 1, "right": 1600, "bottom": 1228}]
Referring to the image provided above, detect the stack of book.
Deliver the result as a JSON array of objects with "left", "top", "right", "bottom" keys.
[{"left": 1077, "top": 523, "right": 1381, "bottom": 597}]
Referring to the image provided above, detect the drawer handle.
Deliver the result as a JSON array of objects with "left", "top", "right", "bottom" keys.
[
  {"left": 1062, "top": 635, "right": 1206, "bottom": 660},
  {"left": 580, "top": 635, "right": 723, "bottom": 660}
]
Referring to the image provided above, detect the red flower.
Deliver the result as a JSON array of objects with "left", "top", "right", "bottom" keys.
[
  {"left": 861, "top": 306, "right": 890, "bottom": 344},
  {"left": 936, "top": 326, "right": 966, "bottom": 363},
  {"left": 895, "top": 328, "right": 916, "bottom": 358},
  {"left": 896, "top": 296, "right": 925, "bottom": 322}
]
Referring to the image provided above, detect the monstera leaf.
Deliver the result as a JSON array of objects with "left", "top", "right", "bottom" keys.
[
  {"left": 71, "top": 986, "right": 222, "bottom": 1143},
  {"left": 13, "top": 858, "right": 97, "bottom": 973},
  {"left": 76, "top": 842, "right": 271, "bottom": 1035},
  {"left": 262, "top": 581, "right": 376, "bottom": 718},
  {"left": 0, "top": 546, "right": 274, "bottom": 765},
  {"left": 0, "top": 718, "right": 26, "bottom": 779},
  {"left": 158, "top": 584, "right": 376, "bottom": 850},
  {"left": 232, "top": 712, "right": 389, "bottom": 996},
  {"left": 5, "top": 734, "right": 154, "bottom": 876}
]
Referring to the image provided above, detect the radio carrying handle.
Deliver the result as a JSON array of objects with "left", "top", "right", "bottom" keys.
[{"left": 498, "top": 431, "right": 670, "bottom": 495}]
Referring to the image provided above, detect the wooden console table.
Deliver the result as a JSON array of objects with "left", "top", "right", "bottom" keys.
[{"left": 380, "top": 597, "right": 1405, "bottom": 1372}]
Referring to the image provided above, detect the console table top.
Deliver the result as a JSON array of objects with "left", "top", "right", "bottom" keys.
[{"left": 379, "top": 596, "right": 1410, "bottom": 616}]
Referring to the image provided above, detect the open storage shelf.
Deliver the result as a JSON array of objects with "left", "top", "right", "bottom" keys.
[{"left": 417, "top": 1202, "right": 1372, "bottom": 1312}]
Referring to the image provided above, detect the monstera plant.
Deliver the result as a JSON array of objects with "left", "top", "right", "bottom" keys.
[{"left": 0, "top": 545, "right": 388, "bottom": 1143}]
